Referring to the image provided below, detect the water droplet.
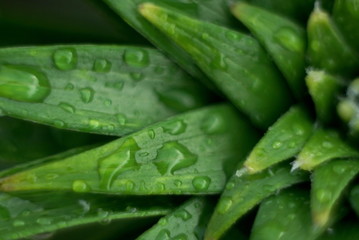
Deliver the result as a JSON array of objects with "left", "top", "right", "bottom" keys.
[
  {"left": 97, "top": 208, "right": 109, "bottom": 218},
  {"left": 202, "top": 33, "right": 210, "bottom": 40},
  {"left": 116, "top": 113, "right": 126, "bottom": 125},
  {"left": 174, "top": 209, "right": 192, "bottom": 221},
  {"left": 293, "top": 125, "right": 305, "bottom": 136},
  {"left": 78, "top": 199, "right": 91, "bottom": 214},
  {"left": 45, "top": 173, "right": 59, "bottom": 180},
  {"left": 158, "top": 218, "right": 168, "bottom": 226},
  {"left": 54, "top": 120, "right": 65, "bottom": 128},
  {"left": 65, "top": 83, "right": 75, "bottom": 90},
  {"left": 58, "top": 102, "right": 75, "bottom": 113},
  {"left": 316, "top": 189, "right": 332, "bottom": 202},
  {"left": 36, "top": 217, "right": 52, "bottom": 225},
  {"left": 332, "top": 164, "right": 346, "bottom": 174},
  {"left": 0, "top": 65, "right": 50, "bottom": 102},
  {"left": 212, "top": 52, "right": 228, "bottom": 70},
  {"left": 226, "top": 181, "right": 235, "bottom": 190},
  {"left": 154, "top": 141, "right": 197, "bottom": 175},
  {"left": 105, "top": 81, "right": 124, "bottom": 91},
  {"left": 89, "top": 119, "right": 100, "bottom": 129},
  {"left": 93, "top": 59, "right": 111, "bottom": 72},
  {"left": 218, "top": 197, "right": 233, "bottom": 214},
  {"left": 139, "top": 152, "right": 149, "bottom": 157},
  {"left": 98, "top": 138, "right": 140, "bottom": 190},
  {"left": 157, "top": 88, "right": 200, "bottom": 111},
  {"left": 226, "top": 31, "right": 240, "bottom": 41},
  {"left": 13, "top": 220, "right": 25, "bottom": 227},
  {"left": 53, "top": 48, "right": 77, "bottom": 70},
  {"left": 288, "top": 141, "right": 296, "bottom": 148},
  {"left": 174, "top": 180, "right": 182, "bottom": 187},
  {"left": 72, "top": 180, "right": 90, "bottom": 193},
  {"left": 123, "top": 49, "right": 149, "bottom": 67},
  {"left": 163, "top": 120, "right": 187, "bottom": 135},
  {"left": 130, "top": 72, "right": 144, "bottom": 81},
  {"left": 322, "top": 141, "right": 333, "bottom": 149},
  {"left": 172, "top": 233, "right": 188, "bottom": 240},
  {"left": 148, "top": 129, "right": 156, "bottom": 139},
  {"left": 192, "top": 176, "right": 211, "bottom": 191},
  {"left": 125, "top": 206, "right": 138, "bottom": 213},
  {"left": 201, "top": 113, "right": 226, "bottom": 134},
  {"left": 104, "top": 99, "right": 112, "bottom": 106},
  {"left": 80, "top": 87, "right": 95, "bottom": 103},
  {"left": 274, "top": 27, "right": 304, "bottom": 53},
  {"left": 272, "top": 141, "right": 283, "bottom": 149},
  {"left": 155, "top": 229, "right": 171, "bottom": 240}
]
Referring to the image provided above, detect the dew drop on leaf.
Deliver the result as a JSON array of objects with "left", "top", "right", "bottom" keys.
[
  {"left": 58, "top": 102, "right": 76, "bottom": 113},
  {"left": 174, "top": 209, "right": 192, "bottom": 221},
  {"left": 274, "top": 27, "right": 304, "bottom": 53},
  {"left": 79, "top": 87, "right": 95, "bottom": 103},
  {"left": 163, "top": 120, "right": 187, "bottom": 135},
  {"left": 192, "top": 176, "right": 211, "bottom": 191},
  {"left": 218, "top": 197, "right": 233, "bottom": 214},
  {"left": 155, "top": 229, "right": 171, "bottom": 240},
  {"left": 123, "top": 49, "right": 149, "bottom": 67},
  {"left": 93, "top": 59, "right": 112, "bottom": 73},
  {"left": 53, "top": 48, "right": 77, "bottom": 70},
  {"left": 72, "top": 180, "right": 90, "bottom": 193}
]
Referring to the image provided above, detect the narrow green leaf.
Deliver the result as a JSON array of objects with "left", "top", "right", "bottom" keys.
[
  {"left": 311, "top": 159, "right": 359, "bottom": 231},
  {"left": 333, "top": 0, "right": 359, "bottom": 53},
  {"left": 307, "top": 5, "right": 359, "bottom": 77},
  {"left": 306, "top": 69, "right": 342, "bottom": 123},
  {"left": 246, "top": 0, "right": 315, "bottom": 23},
  {"left": 231, "top": 2, "right": 306, "bottom": 99},
  {"left": 103, "top": 0, "right": 238, "bottom": 90},
  {"left": 337, "top": 78, "right": 359, "bottom": 136},
  {"left": 349, "top": 184, "right": 359, "bottom": 217},
  {"left": 0, "top": 192, "right": 174, "bottom": 240},
  {"left": 250, "top": 188, "right": 313, "bottom": 240},
  {"left": 244, "top": 106, "right": 313, "bottom": 173},
  {"left": 0, "top": 104, "right": 258, "bottom": 195},
  {"left": 137, "top": 197, "right": 212, "bottom": 240},
  {"left": 0, "top": 45, "right": 210, "bottom": 136},
  {"left": 139, "top": 3, "right": 292, "bottom": 129},
  {"left": 317, "top": 220, "right": 359, "bottom": 240},
  {"left": 294, "top": 129, "right": 359, "bottom": 170},
  {"left": 204, "top": 163, "right": 308, "bottom": 240}
]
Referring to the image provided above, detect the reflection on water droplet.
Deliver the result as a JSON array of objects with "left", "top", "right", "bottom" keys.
[
  {"left": 36, "top": 217, "right": 52, "bottom": 225},
  {"left": 155, "top": 182, "right": 166, "bottom": 191},
  {"left": 322, "top": 141, "right": 333, "bottom": 149},
  {"left": 80, "top": 87, "right": 95, "bottom": 103},
  {"left": 89, "top": 119, "right": 100, "bottom": 129},
  {"left": 0, "top": 65, "right": 50, "bottom": 102},
  {"left": 174, "top": 209, "right": 192, "bottom": 221},
  {"left": 154, "top": 141, "right": 197, "bottom": 175},
  {"left": 116, "top": 113, "right": 126, "bottom": 125},
  {"left": 97, "top": 208, "right": 109, "bottom": 218},
  {"left": 98, "top": 138, "right": 140, "bottom": 190},
  {"left": 93, "top": 59, "right": 111, "bottom": 73},
  {"left": 192, "top": 176, "right": 211, "bottom": 191},
  {"left": 65, "top": 83, "right": 75, "bottom": 90},
  {"left": 105, "top": 81, "right": 124, "bottom": 91},
  {"left": 226, "top": 31, "right": 240, "bottom": 41},
  {"left": 124, "top": 49, "right": 149, "bottom": 67},
  {"left": 54, "top": 120, "right": 65, "bottom": 128},
  {"left": 58, "top": 102, "right": 75, "bottom": 113},
  {"left": 130, "top": 72, "right": 144, "bottom": 81},
  {"left": 272, "top": 141, "right": 282, "bottom": 149},
  {"left": 72, "top": 180, "right": 90, "bottom": 193},
  {"left": 53, "top": 48, "right": 77, "bottom": 70},
  {"left": 316, "top": 189, "right": 332, "bottom": 202},
  {"left": 104, "top": 99, "right": 112, "bottom": 106},
  {"left": 13, "top": 220, "right": 25, "bottom": 227},
  {"left": 174, "top": 180, "right": 182, "bottom": 187},
  {"left": 212, "top": 52, "right": 228, "bottom": 70},
  {"left": 155, "top": 229, "right": 171, "bottom": 240},
  {"left": 148, "top": 129, "right": 156, "bottom": 139},
  {"left": 201, "top": 113, "right": 226, "bottom": 134},
  {"left": 163, "top": 120, "right": 187, "bottom": 135},
  {"left": 158, "top": 218, "right": 168, "bottom": 226},
  {"left": 218, "top": 197, "right": 233, "bottom": 214},
  {"left": 274, "top": 27, "right": 304, "bottom": 52},
  {"left": 332, "top": 164, "right": 346, "bottom": 174}
]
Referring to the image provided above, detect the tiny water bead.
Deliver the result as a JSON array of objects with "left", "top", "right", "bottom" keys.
[
  {"left": 155, "top": 229, "right": 171, "bottom": 240},
  {"left": 58, "top": 102, "right": 76, "bottom": 113},
  {"left": 174, "top": 209, "right": 192, "bottom": 221},
  {"left": 130, "top": 72, "right": 144, "bottom": 81},
  {"left": 36, "top": 217, "right": 52, "bottom": 225},
  {"left": 123, "top": 49, "right": 149, "bottom": 67},
  {"left": 218, "top": 197, "right": 233, "bottom": 214},
  {"left": 272, "top": 141, "right": 283, "bottom": 149},
  {"left": 12, "top": 220, "right": 26, "bottom": 227},
  {"left": 316, "top": 189, "right": 332, "bottom": 203},
  {"left": 116, "top": 113, "right": 127, "bottom": 125},
  {"left": 93, "top": 59, "right": 112, "bottom": 73},
  {"left": 0, "top": 65, "right": 50, "bottom": 102},
  {"left": 79, "top": 87, "right": 95, "bottom": 103},
  {"left": 53, "top": 48, "right": 77, "bottom": 70},
  {"left": 201, "top": 113, "right": 227, "bottom": 134},
  {"left": 192, "top": 176, "right": 211, "bottom": 191},
  {"left": 154, "top": 141, "right": 197, "bottom": 175},
  {"left": 274, "top": 27, "right": 304, "bottom": 53},
  {"left": 72, "top": 180, "right": 90, "bottom": 193},
  {"left": 163, "top": 120, "right": 187, "bottom": 135},
  {"left": 105, "top": 81, "right": 124, "bottom": 91}
]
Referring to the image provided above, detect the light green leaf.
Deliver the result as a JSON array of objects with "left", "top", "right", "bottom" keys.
[
  {"left": 0, "top": 104, "right": 258, "bottom": 195},
  {"left": 0, "top": 191, "right": 174, "bottom": 240},
  {"left": 294, "top": 129, "right": 359, "bottom": 170},
  {"left": 0, "top": 45, "right": 210, "bottom": 136},
  {"left": 250, "top": 188, "right": 313, "bottom": 240},
  {"left": 204, "top": 163, "right": 308, "bottom": 240},
  {"left": 244, "top": 106, "right": 313, "bottom": 173},
  {"left": 137, "top": 197, "right": 212, "bottom": 240},
  {"left": 139, "top": 3, "right": 292, "bottom": 129},
  {"left": 231, "top": 2, "right": 306, "bottom": 99}
]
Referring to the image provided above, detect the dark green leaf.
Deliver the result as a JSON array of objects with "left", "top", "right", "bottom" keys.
[
  {"left": 139, "top": 3, "right": 292, "bottom": 129},
  {"left": 0, "top": 45, "right": 210, "bottom": 136},
  {"left": 204, "top": 163, "right": 308, "bottom": 240},
  {"left": 0, "top": 104, "right": 258, "bottom": 195},
  {"left": 349, "top": 184, "right": 359, "bottom": 217},
  {"left": 244, "top": 106, "right": 313, "bottom": 173},
  {"left": 232, "top": 2, "right": 306, "bottom": 99}
]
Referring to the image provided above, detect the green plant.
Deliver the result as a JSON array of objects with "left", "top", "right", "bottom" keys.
[{"left": 1, "top": 0, "right": 359, "bottom": 239}]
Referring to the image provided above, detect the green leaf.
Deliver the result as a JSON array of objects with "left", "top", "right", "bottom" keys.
[
  {"left": 349, "top": 184, "right": 359, "bottom": 217},
  {"left": 231, "top": 2, "right": 306, "bottom": 99},
  {"left": 316, "top": 220, "right": 359, "bottom": 240},
  {"left": 204, "top": 163, "right": 308, "bottom": 240},
  {"left": 137, "top": 197, "right": 212, "bottom": 240},
  {"left": 103, "top": 0, "right": 238, "bottom": 90},
  {"left": 306, "top": 69, "right": 342, "bottom": 123},
  {"left": 307, "top": 5, "right": 359, "bottom": 77},
  {"left": 245, "top": 0, "right": 315, "bottom": 23},
  {"left": 244, "top": 106, "right": 313, "bottom": 173},
  {"left": 333, "top": 0, "right": 359, "bottom": 53},
  {"left": 0, "top": 45, "right": 210, "bottom": 136},
  {"left": 0, "top": 191, "right": 174, "bottom": 240},
  {"left": 250, "top": 187, "right": 313, "bottom": 240},
  {"left": 139, "top": 3, "right": 292, "bottom": 129},
  {"left": 0, "top": 104, "right": 259, "bottom": 195},
  {"left": 311, "top": 159, "right": 359, "bottom": 231},
  {"left": 294, "top": 129, "right": 359, "bottom": 170}
]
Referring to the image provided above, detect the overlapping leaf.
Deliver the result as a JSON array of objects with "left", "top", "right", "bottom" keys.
[{"left": 0, "top": 45, "right": 210, "bottom": 136}]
